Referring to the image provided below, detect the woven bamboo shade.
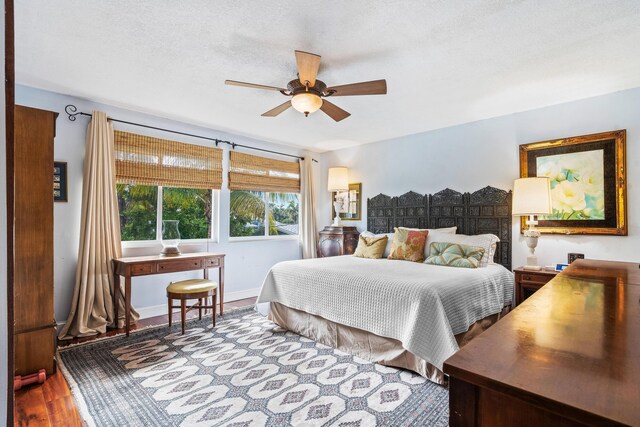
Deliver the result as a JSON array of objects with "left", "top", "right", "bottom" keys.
[
  {"left": 114, "top": 131, "right": 223, "bottom": 189},
  {"left": 229, "top": 151, "right": 300, "bottom": 193}
]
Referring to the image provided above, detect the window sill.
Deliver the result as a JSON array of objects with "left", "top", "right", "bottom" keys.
[{"left": 228, "top": 235, "right": 299, "bottom": 243}]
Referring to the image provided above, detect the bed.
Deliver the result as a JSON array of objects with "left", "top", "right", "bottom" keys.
[{"left": 257, "top": 186, "right": 514, "bottom": 384}]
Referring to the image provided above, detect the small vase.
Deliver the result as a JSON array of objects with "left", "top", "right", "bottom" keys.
[{"left": 161, "top": 220, "right": 181, "bottom": 256}]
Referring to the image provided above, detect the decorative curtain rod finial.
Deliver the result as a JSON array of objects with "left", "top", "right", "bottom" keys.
[{"left": 65, "top": 104, "right": 83, "bottom": 121}]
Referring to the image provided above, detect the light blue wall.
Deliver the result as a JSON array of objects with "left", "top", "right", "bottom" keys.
[
  {"left": 318, "top": 87, "right": 640, "bottom": 268},
  {"left": 16, "top": 85, "right": 308, "bottom": 322}
]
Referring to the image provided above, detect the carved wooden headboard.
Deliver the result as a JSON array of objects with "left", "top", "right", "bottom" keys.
[{"left": 367, "top": 186, "right": 512, "bottom": 270}]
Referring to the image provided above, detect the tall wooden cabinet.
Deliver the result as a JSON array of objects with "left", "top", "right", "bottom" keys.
[{"left": 14, "top": 105, "right": 57, "bottom": 376}]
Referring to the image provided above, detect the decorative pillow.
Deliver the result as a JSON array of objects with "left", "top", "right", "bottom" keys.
[
  {"left": 353, "top": 235, "right": 388, "bottom": 259},
  {"left": 424, "top": 233, "right": 499, "bottom": 267},
  {"left": 360, "top": 231, "right": 394, "bottom": 257},
  {"left": 362, "top": 227, "right": 455, "bottom": 259},
  {"left": 425, "top": 242, "right": 485, "bottom": 268},
  {"left": 388, "top": 227, "right": 429, "bottom": 262},
  {"left": 424, "top": 227, "right": 457, "bottom": 258}
]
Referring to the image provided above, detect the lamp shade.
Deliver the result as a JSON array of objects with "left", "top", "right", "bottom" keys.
[
  {"left": 512, "top": 177, "right": 552, "bottom": 216},
  {"left": 291, "top": 92, "right": 323, "bottom": 115},
  {"left": 327, "top": 167, "right": 349, "bottom": 191}
]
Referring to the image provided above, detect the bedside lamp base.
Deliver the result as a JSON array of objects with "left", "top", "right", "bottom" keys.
[{"left": 523, "top": 227, "right": 541, "bottom": 271}]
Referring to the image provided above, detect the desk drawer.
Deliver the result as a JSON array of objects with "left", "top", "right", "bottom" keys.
[
  {"left": 205, "top": 258, "right": 221, "bottom": 268},
  {"left": 158, "top": 259, "right": 203, "bottom": 273},
  {"left": 132, "top": 263, "right": 154, "bottom": 275}
]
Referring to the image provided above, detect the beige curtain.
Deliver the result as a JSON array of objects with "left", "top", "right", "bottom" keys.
[
  {"left": 299, "top": 158, "right": 317, "bottom": 258},
  {"left": 59, "top": 111, "right": 139, "bottom": 339}
]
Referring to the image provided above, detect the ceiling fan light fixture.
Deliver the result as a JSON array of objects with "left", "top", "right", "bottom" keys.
[{"left": 291, "top": 92, "right": 323, "bottom": 116}]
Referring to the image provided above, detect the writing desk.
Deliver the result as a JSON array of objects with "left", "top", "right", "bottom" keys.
[{"left": 112, "top": 252, "right": 225, "bottom": 336}]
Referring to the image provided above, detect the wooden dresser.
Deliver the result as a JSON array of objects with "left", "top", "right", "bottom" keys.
[
  {"left": 14, "top": 106, "right": 57, "bottom": 376},
  {"left": 317, "top": 225, "right": 359, "bottom": 257},
  {"left": 444, "top": 259, "right": 640, "bottom": 427}
]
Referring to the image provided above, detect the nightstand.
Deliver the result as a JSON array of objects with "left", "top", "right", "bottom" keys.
[
  {"left": 513, "top": 267, "right": 559, "bottom": 306},
  {"left": 317, "top": 226, "right": 359, "bottom": 257}
]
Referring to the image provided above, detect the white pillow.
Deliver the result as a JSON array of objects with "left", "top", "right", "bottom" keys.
[
  {"left": 424, "top": 227, "right": 457, "bottom": 259},
  {"left": 426, "top": 233, "right": 499, "bottom": 267},
  {"left": 362, "top": 227, "right": 457, "bottom": 258}
]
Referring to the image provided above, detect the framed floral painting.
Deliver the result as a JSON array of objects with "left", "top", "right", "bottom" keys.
[{"left": 519, "top": 130, "right": 627, "bottom": 235}]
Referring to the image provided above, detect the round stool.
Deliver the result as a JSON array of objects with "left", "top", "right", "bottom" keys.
[{"left": 167, "top": 279, "right": 218, "bottom": 335}]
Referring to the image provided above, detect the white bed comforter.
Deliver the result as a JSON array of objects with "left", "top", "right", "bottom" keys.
[{"left": 257, "top": 256, "right": 513, "bottom": 370}]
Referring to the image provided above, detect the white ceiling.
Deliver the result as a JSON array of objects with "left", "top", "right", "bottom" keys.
[{"left": 15, "top": 1, "right": 640, "bottom": 152}]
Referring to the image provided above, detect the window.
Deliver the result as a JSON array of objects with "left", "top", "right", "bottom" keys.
[
  {"left": 227, "top": 151, "right": 300, "bottom": 239},
  {"left": 230, "top": 191, "right": 299, "bottom": 238},
  {"left": 114, "top": 130, "right": 222, "bottom": 243},
  {"left": 117, "top": 184, "right": 215, "bottom": 242}
]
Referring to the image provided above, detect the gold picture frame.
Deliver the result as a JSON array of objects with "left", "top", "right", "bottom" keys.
[
  {"left": 519, "top": 130, "right": 627, "bottom": 235},
  {"left": 331, "top": 183, "right": 362, "bottom": 221}
]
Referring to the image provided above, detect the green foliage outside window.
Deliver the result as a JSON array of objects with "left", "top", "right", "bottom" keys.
[
  {"left": 117, "top": 184, "right": 157, "bottom": 241},
  {"left": 117, "top": 185, "right": 297, "bottom": 241},
  {"left": 117, "top": 184, "right": 212, "bottom": 241},
  {"left": 229, "top": 191, "right": 267, "bottom": 237},
  {"left": 162, "top": 187, "right": 212, "bottom": 239},
  {"left": 230, "top": 191, "right": 299, "bottom": 237},
  {"left": 269, "top": 199, "right": 299, "bottom": 236}
]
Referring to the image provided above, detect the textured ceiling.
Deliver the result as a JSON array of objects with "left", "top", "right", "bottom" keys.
[{"left": 15, "top": 1, "right": 640, "bottom": 152}]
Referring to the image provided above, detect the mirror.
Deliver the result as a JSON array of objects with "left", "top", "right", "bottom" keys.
[{"left": 331, "top": 183, "right": 362, "bottom": 221}]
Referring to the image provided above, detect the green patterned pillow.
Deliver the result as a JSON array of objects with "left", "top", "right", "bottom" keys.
[{"left": 425, "top": 242, "right": 485, "bottom": 268}]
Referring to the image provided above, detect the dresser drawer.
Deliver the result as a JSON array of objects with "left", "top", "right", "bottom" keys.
[
  {"left": 517, "top": 272, "right": 553, "bottom": 285},
  {"left": 158, "top": 259, "right": 203, "bottom": 273},
  {"left": 131, "top": 263, "right": 154, "bottom": 275},
  {"left": 205, "top": 257, "right": 221, "bottom": 268}
]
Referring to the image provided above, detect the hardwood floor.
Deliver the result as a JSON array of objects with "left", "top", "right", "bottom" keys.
[{"left": 14, "top": 297, "right": 257, "bottom": 426}]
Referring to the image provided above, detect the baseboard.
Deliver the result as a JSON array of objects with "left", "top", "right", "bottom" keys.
[
  {"left": 56, "top": 287, "right": 261, "bottom": 327},
  {"left": 136, "top": 287, "right": 260, "bottom": 320}
]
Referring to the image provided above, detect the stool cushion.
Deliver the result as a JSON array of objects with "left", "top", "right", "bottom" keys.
[{"left": 167, "top": 279, "right": 218, "bottom": 294}]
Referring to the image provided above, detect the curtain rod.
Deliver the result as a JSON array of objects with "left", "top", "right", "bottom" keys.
[{"left": 64, "top": 105, "right": 317, "bottom": 162}]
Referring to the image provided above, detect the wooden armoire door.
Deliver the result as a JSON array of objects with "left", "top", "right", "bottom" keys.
[{"left": 14, "top": 105, "right": 56, "bottom": 376}]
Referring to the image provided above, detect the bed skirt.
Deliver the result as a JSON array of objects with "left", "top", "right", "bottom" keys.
[{"left": 268, "top": 302, "right": 509, "bottom": 385}]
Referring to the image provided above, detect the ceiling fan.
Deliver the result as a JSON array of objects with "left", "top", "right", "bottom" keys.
[{"left": 225, "top": 50, "right": 387, "bottom": 122}]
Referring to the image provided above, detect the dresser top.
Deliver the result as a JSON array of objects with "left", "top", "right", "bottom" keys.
[
  {"left": 513, "top": 266, "right": 560, "bottom": 276},
  {"left": 444, "top": 259, "right": 640, "bottom": 426}
]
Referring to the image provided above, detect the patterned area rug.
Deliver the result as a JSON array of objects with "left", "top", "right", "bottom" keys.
[{"left": 58, "top": 307, "right": 448, "bottom": 426}]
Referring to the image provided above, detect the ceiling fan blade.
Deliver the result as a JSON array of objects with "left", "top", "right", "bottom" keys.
[
  {"left": 320, "top": 100, "right": 350, "bottom": 122},
  {"left": 326, "top": 79, "right": 387, "bottom": 96},
  {"left": 261, "top": 101, "right": 292, "bottom": 117},
  {"left": 295, "top": 50, "right": 321, "bottom": 87},
  {"left": 225, "top": 80, "right": 286, "bottom": 92}
]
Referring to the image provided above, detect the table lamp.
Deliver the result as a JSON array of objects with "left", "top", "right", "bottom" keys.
[
  {"left": 328, "top": 167, "right": 349, "bottom": 226},
  {"left": 512, "top": 177, "right": 552, "bottom": 270}
]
